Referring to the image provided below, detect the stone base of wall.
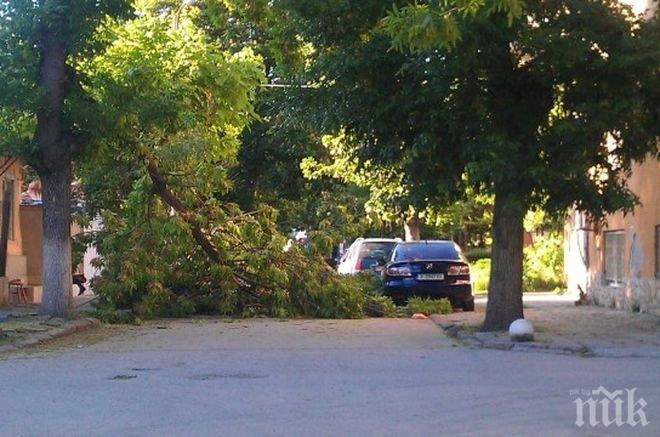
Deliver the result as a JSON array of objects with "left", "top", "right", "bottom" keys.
[{"left": 588, "top": 275, "right": 660, "bottom": 315}]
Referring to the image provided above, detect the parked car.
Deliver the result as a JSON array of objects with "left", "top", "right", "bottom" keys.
[
  {"left": 337, "top": 238, "right": 401, "bottom": 275},
  {"left": 382, "top": 240, "right": 474, "bottom": 310}
]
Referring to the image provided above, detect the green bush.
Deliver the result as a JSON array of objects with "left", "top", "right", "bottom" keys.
[
  {"left": 465, "top": 248, "right": 491, "bottom": 262},
  {"left": 467, "top": 233, "right": 564, "bottom": 294},
  {"left": 523, "top": 232, "right": 564, "bottom": 292},
  {"left": 471, "top": 258, "right": 490, "bottom": 293},
  {"left": 405, "top": 297, "right": 453, "bottom": 316},
  {"left": 364, "top": 294, "right": 397, "bottom": 317}
]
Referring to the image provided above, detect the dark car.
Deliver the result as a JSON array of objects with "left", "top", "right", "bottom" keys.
[{"left": 382, "top": 240, "right": 474, "bottom": 311}]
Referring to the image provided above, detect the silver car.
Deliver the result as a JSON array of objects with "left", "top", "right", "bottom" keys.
[{"left": 336, "top": 238, "right": 402, "bottom": 275}]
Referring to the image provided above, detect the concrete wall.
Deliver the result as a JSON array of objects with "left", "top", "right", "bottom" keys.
[
  {"left": 565, "top": 0, "right": 659, "bottom": 314},
  {"left": 20, "top": 204, "right": 43, "bottom": 285},
  {"left": 71, "top": 220, "right": 101, "bottom": 292},
  {"left": 0, "top": 160, "right": 27, "bottom": 304},
  {"left": 79, "top": 218, "right": 102, "bottom": 287},
  {"left": 565, "top": 158, "right": 660, "bottom": 314},
  {"left": 20, "top": 205, "right": 100, "bottom": 298}
]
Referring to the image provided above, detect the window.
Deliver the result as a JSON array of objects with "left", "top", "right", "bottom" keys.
[
  {"left": 656, "top": 226, "right": 660, "bottom": 279},
  {"left": 358, "top": 242, "right": 397, "bottom": 259},
  {"left": 392, "top": 242, "right": 461, "bottom": 261},
  {"left": 604, "top": 231, "right": 624, "bottom": 285}
]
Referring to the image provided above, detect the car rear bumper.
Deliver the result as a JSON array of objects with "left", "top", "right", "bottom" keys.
[{"left": 383, "top": 280, "right": 473, "bottom": 306}]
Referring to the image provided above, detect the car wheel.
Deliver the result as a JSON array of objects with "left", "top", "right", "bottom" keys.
[{"left": 462, "top": 300, "right": 475, "bottom": 312}]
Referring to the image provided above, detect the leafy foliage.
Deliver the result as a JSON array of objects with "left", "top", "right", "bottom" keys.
[
  {"left": 0, "top": 0, "right": 134, "bottom": 315},
  {"left": 523, "top": 232, "right": 564, "bottom": 292},
  {"left": 426, "top": 187, "right": 493, "bottom": 247},
  {"left": 289, "top": 0, "right": 658, "bottom": 329},
  {"left": 471, "top": 258, "right": 491, "bottom": 293},
  {"left": 406, "top": 297, "right": 453, "bottom": 315},
  {"left": 0, "top": 0, "right": 131, "bottom": 164},
  {"left": 469, "top": 231, "right": 565, "bottom": 293},
  {"left": 381, "top": 0, "right": 526, "bottom": 53},
  {"left": 364, "top": 293, "right": 398, "bottom": 317},
  {"left": 76, "top": 6, "right": 382, "bottom": 319},
  {"left": 90, "top": 206, "right": 377, "bottom": 319}
]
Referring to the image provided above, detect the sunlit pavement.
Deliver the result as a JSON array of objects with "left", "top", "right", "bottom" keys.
[
  {"left": 474, "top": 291, "right": 577, "bottom": 305},
  {"left": 0, "top": 317, "right": 658, "bottom": 436},
  {"left": 465, "top": 292, "right": 660, "bottom": 356}
]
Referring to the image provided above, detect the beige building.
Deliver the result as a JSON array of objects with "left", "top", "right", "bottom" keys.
[
  {"left": 0, "top": 157, "right": 98, "bottom": 305},
  {"left": 0, "top": 157, "right": 31, "bottom": 303},
  {"left": 564, "top": 0, "right": 659, "bottom": 314},
  {"left": 564, "top": 157, "right": 659, "bottom": 314}
]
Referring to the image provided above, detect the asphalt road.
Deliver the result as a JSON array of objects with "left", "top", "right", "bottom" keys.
[{"left": 0, "top": 318, "right": 658, "bottom": 436}]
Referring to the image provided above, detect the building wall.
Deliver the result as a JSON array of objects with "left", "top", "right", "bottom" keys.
[
  {"left": 71, "top": 220, "right": 102, "bottom": 290},
  {"left": 20, "top": 204, "right": 43, "bottom": 285},
  {"left": 565, "top": 158, "right": 660, "bottom": 314},
  {"left": 79, "top": 218, "right": 102, "bottom": 288},
  {"left": 20, "top": 205, "right": 100, "bottom": 298},
  {"left": 0, "top": 160, "right": 27, "bottom": 303},
  {"left": 565, "top": 0, "right": 659, "bottom": 314}
]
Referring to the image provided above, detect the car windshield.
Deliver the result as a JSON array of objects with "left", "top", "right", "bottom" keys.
[
  {"left": 358, "top": 242, "right": 397, "bottom": 260},
  {"left": 392, "top": 242, "right": 460, "bottom": 261}
]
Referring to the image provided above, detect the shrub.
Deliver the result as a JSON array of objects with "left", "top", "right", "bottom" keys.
[
  {"left": 471, "top": 258, "right": 490, "bottom": 293},
  {"left": 405, "top": 297, "right": 453, "bottom": 316},
  {"left": 468, "top": 232, "right": 564, "bottom": 294},
  {"left": 523, "top": 232, "right": 564, "bottom": 292},
  {"left": 364, "top": 294, "right": 397, "bottom": 317},
  {"left": 465, "top": 247, "right": 491, "bottom": 262}
]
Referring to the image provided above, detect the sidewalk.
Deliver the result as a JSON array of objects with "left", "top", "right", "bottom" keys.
[
  {"left": 431, "top": 292, "right": 660, "bottom": 358},
  {"left": 0, "top": 304, "right": 99, "bottom": 354}
]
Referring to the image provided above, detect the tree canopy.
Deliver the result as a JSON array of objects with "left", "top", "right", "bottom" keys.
[
  {"left": 284, "top": 0, "right": 659, "bottom": 328},
  {"left": 0, "top": 0, "right": 657, "bottom": 326},
  {"left": 0, "top": 0, "right": 132, "bottom": 315}
]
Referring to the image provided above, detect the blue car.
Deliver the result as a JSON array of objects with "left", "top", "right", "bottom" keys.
[{"left": 382, "top": 240, "right": 475, "bottom": 311}]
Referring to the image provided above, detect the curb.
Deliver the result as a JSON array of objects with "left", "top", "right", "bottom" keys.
[
  {"left": 430, "top": 314, "right": 660, "bottom": 358},
  {"left": 429, "top": 314, "right": 592, "bottom": 356},
  {"left": 429, "top": 314, "right": 482, "bottom": 348},
  {"left": 0, "top": 317, "right": 100, "bottom": 354}
]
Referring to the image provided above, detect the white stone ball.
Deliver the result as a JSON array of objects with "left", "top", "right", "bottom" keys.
[{"left": 509, "top": 318, "right": 534, "bottom": 342}]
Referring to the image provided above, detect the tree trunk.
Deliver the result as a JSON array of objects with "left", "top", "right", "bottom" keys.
[
  {"left": 39, "top": 165, "right": 73, "bottom": 316},
  {"left": 35, "top": 5, "right": 72, "bottom": 317},
  {"left": 483, "top": 191, "right": 524, "bottom": 331},
  {"left": 404, "top": 213, "right": 421, "bottom": 241}
]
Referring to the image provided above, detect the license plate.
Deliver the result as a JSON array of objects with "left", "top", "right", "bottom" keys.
[{"left": 417, "top": 273, "right": 444, "bottom": 281}]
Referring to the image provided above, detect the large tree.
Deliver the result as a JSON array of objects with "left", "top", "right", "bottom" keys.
[
  {"left": 69, "top": 2, "right": 381, "bottom": 320},
  {"left": 198, "top": 0, "right": 393, "bottom": 239},
  {"left": 284, "top": 0, "right": 471, "bottom": 241},
  {"left": 0, "top": 0, "right": 129, "bottom": 316},
  {"left": 291, "top": 0, "right": 658, "bottom": 329},
  {"left": 422, "top": 0, "right": 658, "bottom": 329}
]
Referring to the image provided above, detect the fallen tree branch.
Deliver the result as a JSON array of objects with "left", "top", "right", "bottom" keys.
[
  {"left": 143, "top": 154, "right": 267, "bottom": 297},
  {"left": 145, "top": 156, "right": 222, "bottom": 263}
]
